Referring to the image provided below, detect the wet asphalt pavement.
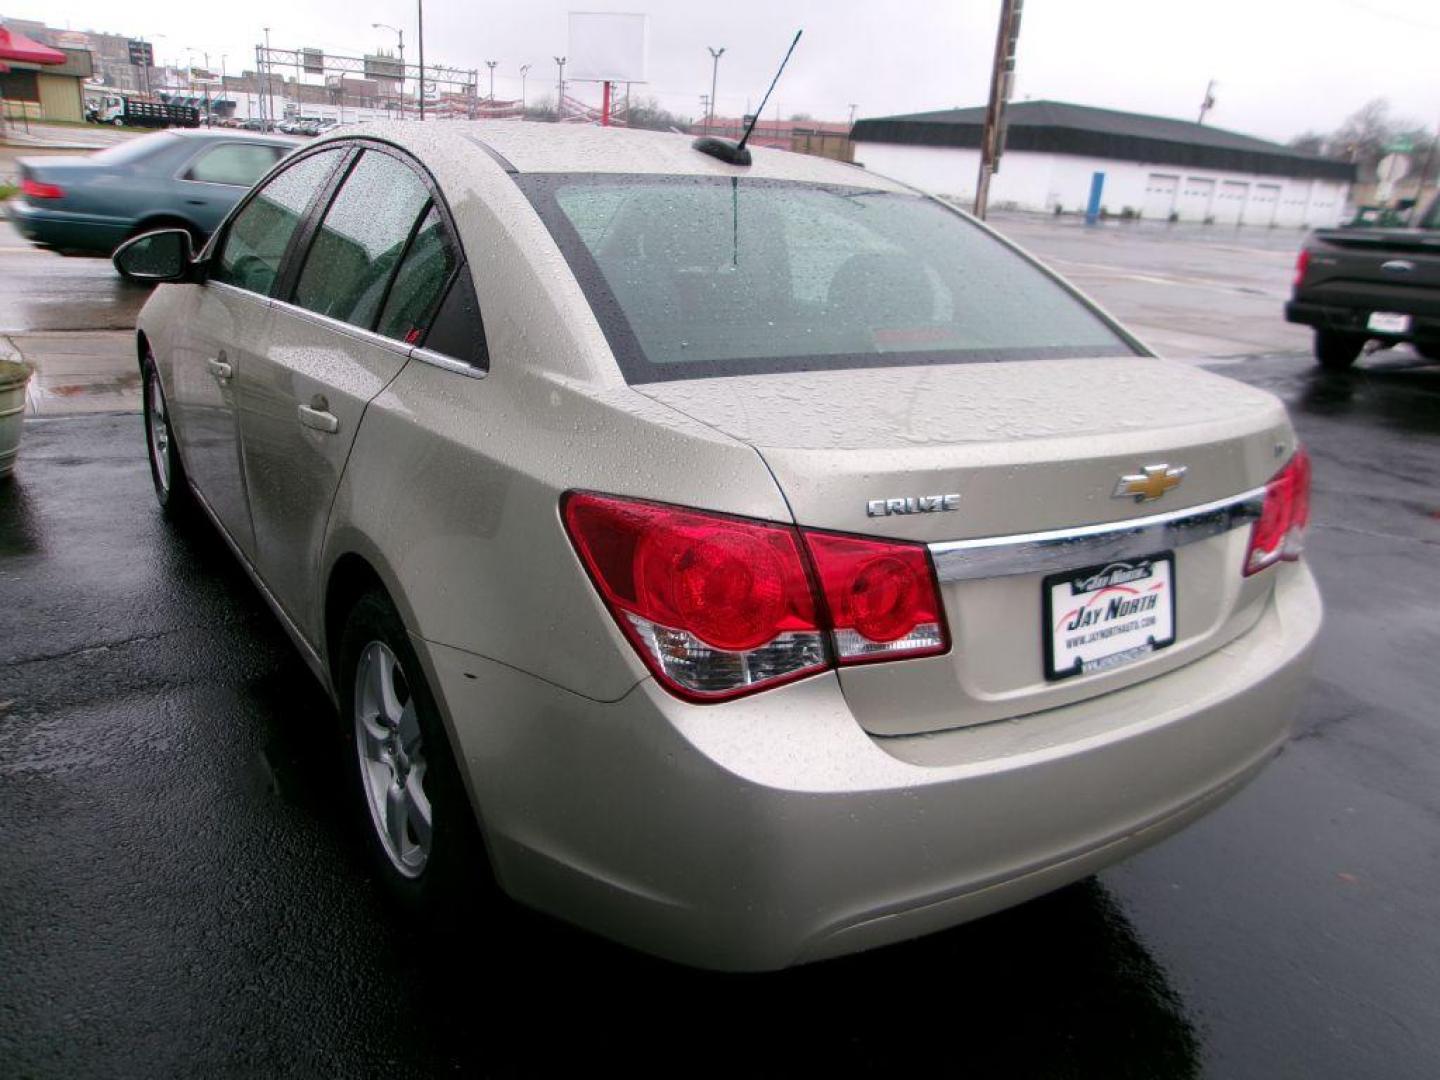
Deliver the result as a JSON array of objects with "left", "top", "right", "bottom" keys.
[{"left": 2, "top": 217, "right": 1439, "bottom": 1078}]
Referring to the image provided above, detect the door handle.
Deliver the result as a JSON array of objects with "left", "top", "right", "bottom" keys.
[
  {"left": 298, "top": 403, "right": 339, "bottom": 434},
  {"left": 207, "top": 358, "right": 232, "bottom": 381}
]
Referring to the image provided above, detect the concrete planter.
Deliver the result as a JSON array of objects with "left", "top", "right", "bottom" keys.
[{"left": 0, "top": 358, "right": 32, "bottom": 478}]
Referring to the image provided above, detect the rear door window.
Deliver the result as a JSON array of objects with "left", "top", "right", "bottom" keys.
[
  {"left": 291, "top": 150, "right": 431, "bottom": 330},
  {"left": 375, "top": 204, "right": 459, "bottom": 344},
  {"left": 186, "top": 142, "right": 283, "bottom": 186},
  {"left": 211, "top": 148, "right": 344, "bottom": 295}
]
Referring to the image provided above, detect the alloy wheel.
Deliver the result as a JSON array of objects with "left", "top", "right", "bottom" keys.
[
  {"left": 146, "top": 371, "right": 171, "bottom": 494},
  {"left": 353, "top": 641, "right": 432, "bottom": 878}
]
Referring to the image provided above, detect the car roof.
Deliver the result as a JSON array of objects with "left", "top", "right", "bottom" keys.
[{"left": 312, "top": 120, "right": 909, "bottom": 190}]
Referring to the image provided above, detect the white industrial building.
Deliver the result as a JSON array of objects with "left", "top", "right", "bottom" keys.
[{"left": 852, "top": 100, "right": 1355, "bottom": 228}]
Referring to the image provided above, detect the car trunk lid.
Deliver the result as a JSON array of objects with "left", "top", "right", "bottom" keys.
[{"left": 635, "top": 355, "right": 1295, "bottom": 735}]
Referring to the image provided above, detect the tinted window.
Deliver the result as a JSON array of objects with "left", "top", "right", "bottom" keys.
[
  {"left": 376, "top": 205, "right": 458, "bottom": 343},
  {"left": 520, "top": 175, "right": 1136, "bottom": 383},
  {"left": 187, "top": 142, "right": 281, "bottom": 186},
  {"left": 212, "top": 149, "right": 343, "bottom": 295},
  {"left": 293, "top": 150, "right": 431, "bottom": 329},
  {"left": 421, "top": 268, "right": 487, "bottom": 370}
]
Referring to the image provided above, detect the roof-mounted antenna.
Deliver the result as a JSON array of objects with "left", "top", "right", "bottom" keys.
[{"left": 693, "top": 30, "right": 803, "bottom": 167}]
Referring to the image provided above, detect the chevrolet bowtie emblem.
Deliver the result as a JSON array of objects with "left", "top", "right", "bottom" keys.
[{"left": 1113, "top": 464, "right": 1187, "bottom": 502}]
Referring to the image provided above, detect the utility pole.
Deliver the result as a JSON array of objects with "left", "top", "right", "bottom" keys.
[
  {"left": 847, "top": 103, "right": 857, "bottom": 127},
  {"left": 706, "top": 46, "right": 725, "bottom": 135},
  {"left": 974, "top": 0, "right": 1022, "bottom": 220},
  {"left": 554, "top": 56, "right": 566, "bottom": 121},
  {"left": 417, "top": 0, "right": 426, "bottom": 120},
  {"left": 520, "top": 64, "right": 530, "bottom": 115},
  {"left": 1197, "top": 78, "right": 1217, "bottom": 124},
  {"left": 486, "top": 60, "right": 497, "bottom": 103}
]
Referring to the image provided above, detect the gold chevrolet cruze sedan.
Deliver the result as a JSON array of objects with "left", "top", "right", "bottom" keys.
[{"left": 117, "top": 121, "right": 1321, "bottom": 971}]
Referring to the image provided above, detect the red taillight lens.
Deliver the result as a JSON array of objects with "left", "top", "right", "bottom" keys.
[
  {"left": 1293, "top": 248, "right": 1310, "bottom": 288},
  {"left": 562, "top": 493, "right": 950, "bottom": 701},
  {"left": 803, "top": 531, "right": 949, "bottom": 663},
  {"left": 562, "top": 493, "right": 827, "bottom": 700},
  {"left": 1244, "top": 447, "right": 1312, "bottom": 576},
  {"left": 21, "top": 178, "right": 64, "bottom": 200}
]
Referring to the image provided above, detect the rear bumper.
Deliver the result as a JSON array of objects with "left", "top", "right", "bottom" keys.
[
  {"left": 419, "top": 561, "right": 1321, "bottom": 971},
  {"left": 7, "top": 200, "right": 132, "bottom": 253},
  {"left": 1286, "top": 299, "right": 1440, "bottom": 343}
]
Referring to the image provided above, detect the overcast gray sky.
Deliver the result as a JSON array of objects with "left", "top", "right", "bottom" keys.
[{"left": 8, "top": 0, "right": 1437, "bottom": 140}]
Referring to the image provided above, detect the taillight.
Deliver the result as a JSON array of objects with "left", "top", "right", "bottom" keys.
[
  {"left": 1244, "top": 447, "right": 1312, "bottom": 576},
  {"left": 21, "top": 178, "right": 64, "bottom": 200},
  {"left": 562, "top": 493, "right": 827, "bottom": 700},
  {"left": 803, "top": 531, "right": 948, "bottom": 663},
  {"left": 1293, "top": 248, "right": 1310, "bottom": 288},
  {"left": 562, "top": 492, "right": 949, "bottom": 701}
]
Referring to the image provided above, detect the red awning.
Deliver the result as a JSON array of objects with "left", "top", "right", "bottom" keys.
[{"left": 0, "top": 26, "right": 68, "bottom": 65}]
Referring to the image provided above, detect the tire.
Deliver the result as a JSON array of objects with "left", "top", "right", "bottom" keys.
[
  {"left": 1314, "top": 330, "right": 1363, "bottom": 371},
  {"left": 142, "top": 353, "right": 191, "bottom": 517},
  {"left": 111, "top": 116, "right": 125, "bottom": 127},
  {"left": 339, "top": 589, "right": 491, "bottom": 926}
]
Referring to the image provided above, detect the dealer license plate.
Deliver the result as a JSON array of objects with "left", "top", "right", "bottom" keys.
[
  {"left": 1044, "top": 554, "right": 1176, "bottom": 681},
  {"left": 1367, "top": 312, "right": 1411, "bottom": 334}
]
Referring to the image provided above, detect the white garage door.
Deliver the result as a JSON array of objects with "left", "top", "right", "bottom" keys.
[
  {"left": 1142, "top": 174, "right": 1180, "bottom": 220},
  {"left": 1213, "top": 180, "right": 1249, "bottom": 225},
  {"left": 1177, "top": 177, "right": 1215, "bottom": 221},
  {"left": 1247, "top": 183, "right": 1281, "bottom": 226}
]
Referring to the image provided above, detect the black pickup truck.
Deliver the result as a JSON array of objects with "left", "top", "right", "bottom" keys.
[{"left": 1285, "top": 194, "right": 1440, "bottom": 370}]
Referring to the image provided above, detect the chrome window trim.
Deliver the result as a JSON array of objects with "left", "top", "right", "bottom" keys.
[
  {"left": 206, "top": 279, "right": 273, "bottom": 305},
  {"left": 269, "top": 296, "right": 416, "bottom": 356},
  {"left": 411, "top": 347, "right": 486, "bottom": 379},
  {"left": 929, "top": 487, "right": 1267, "bottom": 582}
]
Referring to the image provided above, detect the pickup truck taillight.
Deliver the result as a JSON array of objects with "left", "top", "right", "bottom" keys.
[
  {"left": 21, "top": 178, "right": 64, "bottom": 200},
  {"left": 1293, "top": 248, "right": 1310, "bottom": 288},
  {"left": 1244, "top": 448, "right": 1312, "bottom": 576},
  {"left": 563, "top": 492, "right": 948, "bottom": 702}
]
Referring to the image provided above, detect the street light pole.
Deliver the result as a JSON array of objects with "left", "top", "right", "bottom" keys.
[
  {"left": 706, "top": 46, "right": 724, "bottom": 135},
  {"left": 486, "top": 60, "right": 496, "bottom": 103},
  {"left": 520, "top": 64, "right": 530, "bottom": 116},
  {"left": 554, "top": 56, "right": 566, "bottom": 121}
]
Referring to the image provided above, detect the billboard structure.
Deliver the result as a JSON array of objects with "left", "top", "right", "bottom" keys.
[{"left": 567, "top": 12, "right": 647, "bottom": 126}]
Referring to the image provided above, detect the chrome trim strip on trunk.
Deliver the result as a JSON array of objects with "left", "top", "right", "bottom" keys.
[{"left": 929, "top": 487, "right": 1267, "bottom": 582}]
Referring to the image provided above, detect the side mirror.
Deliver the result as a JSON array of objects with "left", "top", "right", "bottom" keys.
[{"left": 112, "top": 229, "right": 198, "bottom": 283}]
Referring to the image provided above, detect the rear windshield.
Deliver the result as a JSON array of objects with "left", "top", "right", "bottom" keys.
[
  {"left": 519, "top": 174, "right": 1137, "bottom": 383},
  {"left": 89, "top": 131, "right": 178, "bottom": 165}
]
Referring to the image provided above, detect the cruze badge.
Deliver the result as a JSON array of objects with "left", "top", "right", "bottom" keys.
[
  {"left": 867, "top": 494, "right": 961, "bottom": 517},
  {"left": 1113, "top": 464, "right": 1186, "bottom": 502}
]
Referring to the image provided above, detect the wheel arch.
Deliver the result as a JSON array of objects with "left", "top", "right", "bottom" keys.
[{"left": 324, "top": 552, "right": 390, "bottom": 688}]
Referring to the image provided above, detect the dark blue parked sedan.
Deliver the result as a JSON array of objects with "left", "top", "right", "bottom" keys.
[{"left": 10, "top": 129, "right": 298, "bottom": 256}]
